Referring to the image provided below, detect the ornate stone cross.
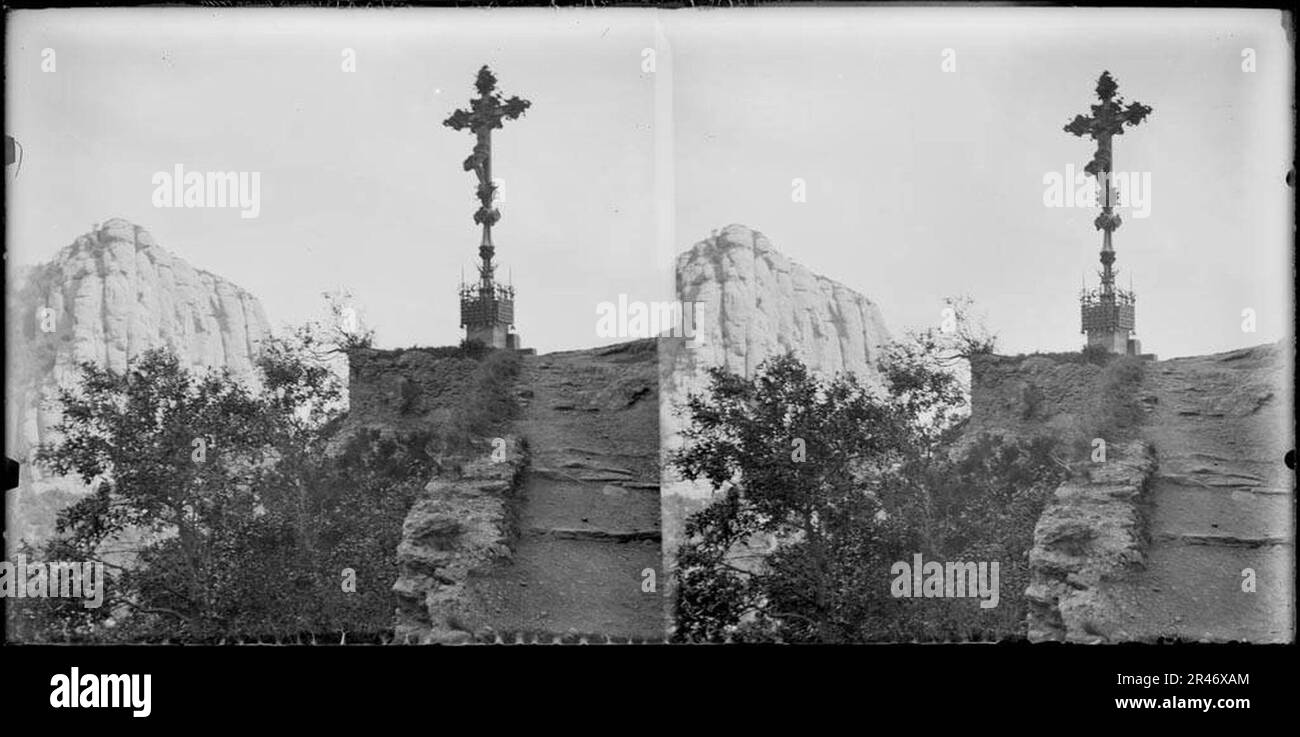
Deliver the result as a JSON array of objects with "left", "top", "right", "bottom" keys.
[
  {"left": 1064, "top": 70, "right": 1153, "bottom": 247},
  {"left": 1067, "top": 71, "right": 1153, "bottom": 355},
  {"left": 443, "top": 66, "right": 531, "bottom": 285}
]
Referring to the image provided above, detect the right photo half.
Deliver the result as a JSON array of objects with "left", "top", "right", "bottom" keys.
[{"left": 658, "top": 8, "right": 1294, "bottom": 644}]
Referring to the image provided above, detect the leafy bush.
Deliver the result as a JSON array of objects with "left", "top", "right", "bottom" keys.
[
  {"left": 1020, "top": 382, "right": 1045, "bottom": 420},
  {"left": 1081, "top": 354, "right": 1145, "bottom": 442},
  {"left": 671, "top": 345, "right": 1064, "bottom": 643},
  {"left": 1081, "top": 343, "right": 1113, "bottom": 366},
  {"left": 12, "top": 336, "right": 446, "bottom": 642},
  {"left": 1008, "top": 346, "right": 1114, "bottom": 366}
]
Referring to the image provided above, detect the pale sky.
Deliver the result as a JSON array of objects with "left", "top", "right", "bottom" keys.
[
  {"left": 6, "top": 8, "right": 662, "bottom": 354},
  {"left": 668, "top": 8, "right": 1293, "bottom": 359},
  {"left": 6, "top": 7, "right": 1293, "bottom": 359}
]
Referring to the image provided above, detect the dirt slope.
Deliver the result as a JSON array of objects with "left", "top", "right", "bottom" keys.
[
  {"left": 1107, "top": 344, "right": 1294, "bottom": 641},
  {"left": 465, "top": 340, "right": 665, "bottom": 638}
]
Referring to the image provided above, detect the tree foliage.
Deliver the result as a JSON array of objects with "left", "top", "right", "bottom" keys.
[
  {"left": 14, "top": 332, "right": 434, "bottom": 642},
  {"left": 671, "top": 333, "right": 1062, "bottom": 642}
]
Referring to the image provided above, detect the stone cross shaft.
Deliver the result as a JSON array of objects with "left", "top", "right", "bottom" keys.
[
  {"left": 443, "top": 66, "right": 531, "bottom": 287},
  {"left": 1064, "top": 71, "right": 1152, "bottom": 291}
]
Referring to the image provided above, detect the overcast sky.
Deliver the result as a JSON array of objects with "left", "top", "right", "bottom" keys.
[{"left": 6, "top": 7, "right": 1292, "bottom": 358}]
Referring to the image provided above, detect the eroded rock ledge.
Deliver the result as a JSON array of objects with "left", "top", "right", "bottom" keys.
[
  {"left": 1025, "top": 440, "right": 1156, "bottom": 642},
  {"left": 393, "top": 437, "right": 527, "bottom": 644}
]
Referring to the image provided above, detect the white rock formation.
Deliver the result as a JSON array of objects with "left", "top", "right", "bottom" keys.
[
  {"left": 5, "top": 218, "right": 272, "bottom": 543},
  {"left": 669, "top": 224, "right": 891, "bottom": 384},
  {"left": 660, "top": 224, "right": 892, "bottom": 580}
]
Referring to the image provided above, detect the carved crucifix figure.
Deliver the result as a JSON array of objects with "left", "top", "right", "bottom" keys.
[
  {"left": 1064, "top": 70, "right": 1152, "bottom": 293},
  {"left": 443, "top": 66, "right": 531, "bottom": 286}
]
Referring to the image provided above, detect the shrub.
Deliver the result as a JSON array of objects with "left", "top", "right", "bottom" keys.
[
  {"left": 17, "top": 339, "right": 440, "bottom": 642},
  {"left": 671, "top": 346, "right": 1064, "bottom": 642},
  {"left": 1083, "top": 355, "right": 1144, "bottom": 441}
]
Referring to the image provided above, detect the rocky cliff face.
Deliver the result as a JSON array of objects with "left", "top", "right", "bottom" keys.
[
  {"left": 382, "top": 340, "right": 663, "bottom": 642},
  {"left": 1098, "top": 344, "right": 1293, "bottom": 642},
  {"left": 5, "top": 218, "right": 272, "bottom": 543},
  {"left": 394, "top": 436, "right": 526, "bottom": 644},
  {"left": 666, "top": 224, "right": 890, "bottom": 385},
  {"left": 1009, "top": 343, "right": 1292, "bottom": 643},
  {"left": 467, "top": 341, "right": 663, "bottom": 639},
  {"left": 1025, "top": 440, "right": 1156, "bottom": 642},
  {"left": 660, "top": 225, "right": 892, "bottom": 594}
]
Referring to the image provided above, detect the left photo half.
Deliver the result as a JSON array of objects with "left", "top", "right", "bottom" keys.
[{"left": 4, "top": 8, "right": 669, "bottom": 644}]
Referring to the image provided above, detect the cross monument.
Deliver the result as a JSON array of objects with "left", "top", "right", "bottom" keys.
[
  {"left": 1065, "top": 70, "right": 1153, "bottom": 355},
  {"left": 445, "top": 66, "right": 532, "bottom": 349}
]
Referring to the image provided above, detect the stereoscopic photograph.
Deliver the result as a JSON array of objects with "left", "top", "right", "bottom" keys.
[{"left": 3, "top": 5, "right": 1292, "bottom": 661}]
